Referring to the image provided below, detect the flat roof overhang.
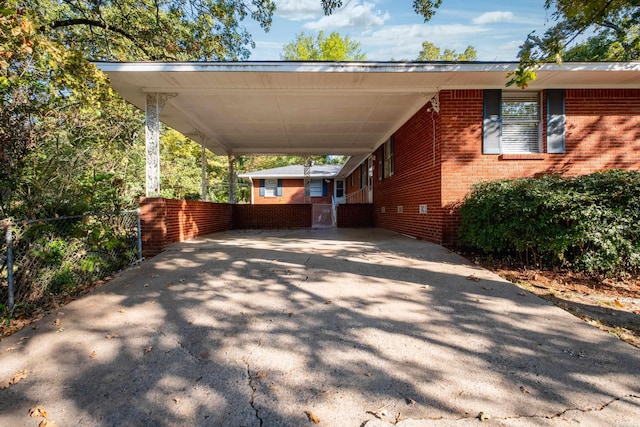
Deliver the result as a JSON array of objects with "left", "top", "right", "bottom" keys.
[{"left": 97, "top": 61, "right": 640, "bottom": 164}]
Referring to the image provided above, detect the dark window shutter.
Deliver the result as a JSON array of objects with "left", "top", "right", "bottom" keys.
[
  {"left": 276, "top": 179, "right": 283, "bottom": 197},
  {"left": 322, "top": 180, "right": 328, "bottom": 196},
  {"left": 547, "top": 89, "right": 565, "bottom": 153},
  {"left": 483, "top": 89, "right": 502, "bottom": 154},
  {"left": 259, "top": 179, "right": 265, "bottom": 197}
]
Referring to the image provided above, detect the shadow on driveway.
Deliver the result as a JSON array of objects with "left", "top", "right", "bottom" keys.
[{"left": 1, "top": 228, "right": 639, "bottom": 426}]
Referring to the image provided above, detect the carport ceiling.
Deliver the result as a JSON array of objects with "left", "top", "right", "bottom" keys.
[{"left": 97, "top": 61, "right": 640, "bottom": 156}]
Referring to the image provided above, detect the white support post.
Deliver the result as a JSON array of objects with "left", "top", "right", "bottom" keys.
[
  {"left": 201, "top": 145, "right": 208, "bottom": 202},
  {"left": 145, "top": 93, "right": 175, "bottom": 197},
  {"left": 228, "top": 154, "right": 236, "bottom": 204}
]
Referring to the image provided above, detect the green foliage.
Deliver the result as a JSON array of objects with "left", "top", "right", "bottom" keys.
[
  {"left": 509, "top": 1, "right": 640, "bottom": 87},
  {"left": 281, "top": 31, "right": 366, "bottom": 61},
  {"left": 458, "top": 170, "right": 640, "bottom": 277},
  {"left": 416, "top": 41, "right": 477, "bottom": 61},
  {"left": 321, "top": 0, "right": 442, "bottom": 21}
]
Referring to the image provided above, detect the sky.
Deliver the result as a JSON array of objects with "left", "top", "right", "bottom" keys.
[{"left": 244, "top": 0, "right": 556, "bottom": 61}]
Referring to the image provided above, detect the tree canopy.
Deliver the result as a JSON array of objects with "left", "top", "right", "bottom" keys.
[
  {"left": 416, "top": 41, "right": 477, "bottom": 61},
  {"left": 281, "top": 31, "right": 365, "bottom": 61}
]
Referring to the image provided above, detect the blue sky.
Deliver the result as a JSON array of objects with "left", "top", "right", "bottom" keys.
[{"left": 245, "top": 0, "right": 555, "bottom": 61}]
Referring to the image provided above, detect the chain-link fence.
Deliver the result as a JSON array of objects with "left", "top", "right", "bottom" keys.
[{"left": 1, "top": 210, "right": 142, "bottom": 315}]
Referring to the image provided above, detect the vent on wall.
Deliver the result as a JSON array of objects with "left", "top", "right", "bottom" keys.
[
  {"left": 419, "top": 205, "right": 427, "bottom": 214},
  {"left": 381, "top": 206, "right": 386, "bottom": 213},
  {"left": 397, "top": 206, "right": 403, "bottom": 214}
]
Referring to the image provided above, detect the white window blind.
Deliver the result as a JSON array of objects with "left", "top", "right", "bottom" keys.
[
  {"left": 501, "top": 92, "right": 541, "bottom": 153},
  {"left": 310, "top": 179, "right": 323, "bottom": 197},
  {"left": 264, "top": 179, "right": 277, "bottom": 197}
]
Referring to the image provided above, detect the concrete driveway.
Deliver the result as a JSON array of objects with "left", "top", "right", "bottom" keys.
[{"left": 1, "top": 228, "right": 639, "bottom": 426}]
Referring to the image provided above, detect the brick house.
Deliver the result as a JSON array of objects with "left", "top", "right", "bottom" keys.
[
  {"left": 341, "top": 88, "right": 640, "bottom": 246},
  {"left": 238, "top": 164, "right": 345, "bottom": 205},
  {"left": 98, "top": 61, "right": 640, "bottom": 254}
]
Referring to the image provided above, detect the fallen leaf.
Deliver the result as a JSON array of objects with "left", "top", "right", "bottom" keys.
[
  {"left": 466, "top": 275, "right": 481, "bottom": 282},
  {"left": 304, "top": 410, "right": 320, "bottom": 424},
  {"left": 105, "top": 334, "right": 119, "bottom": 339},
  {"left": 519, "top": 385, "right": 530, "bottom": 394},
  {"left": 118, "top": 308, "right": 126, "bottom": 313},
  {"left": 197, "top": 352, "right": 210, "bottom": 360},
  {"left": 52, "top": 318, "right": 61, "bottom": 327},
  {"left": 614, "top": 299, "right": 624, "bottom": 308},
  {"left": 89, "top": 351, "right": 97, "bottom": 359},
  {"left": 482, "top": 286, "right": 494, "bottom": 291},
  {"left": 288, "top": 312, "right": 294, "bottom": 317},
  {"left": 0, "top": 369, "right": 27, "bottom": 389},
  {"left": 363, "top": 372, "right": 373, "bottom": 377},
  {"left": 29, "top": 405, "right": 48, "bottom": 418},
  {"left": 144, "top": 346, "right": 153, "bottom": 354},
  {"left": 477, "top": 411, "right": 490, "bottom": 421},
  {"left": 324, "top": 300, "right": 332, "bottom": 305},
  {"left": 517, "top": 292, "right": 527, "bottom": 296}
]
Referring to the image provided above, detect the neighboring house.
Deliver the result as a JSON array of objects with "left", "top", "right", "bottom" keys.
[
  {"left": 342, "top": 88, "right": 640, "bottom": 246},
  {"left": 238, "top": 164, "right": 346, "bottom": 205}
]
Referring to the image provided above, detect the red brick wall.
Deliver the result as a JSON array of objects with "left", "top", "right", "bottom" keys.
[
  {"left": 337, "top": 204, "right": 374, "bottom": 228},
  {"left": 438, "top": 88, "right": 640, "bottom": 245},
  {"left": 373, "top": 103, "right": 443, "bottom": 242},
  {"left": 351, "top": 88, "right": 640, "bottom": 246},
  {"left": 232, "top": 204, "right": 312, "bottom": 229},
  {"left": 140, "top": 198, "right": 232, "bottom": 258},
  {"left": 251, "top": 178, "right": 334, "bottom": 205}
]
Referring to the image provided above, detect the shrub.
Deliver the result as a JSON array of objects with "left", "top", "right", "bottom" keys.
[{"left": 458, "top": 170, "right": 640, "bottom": 277}]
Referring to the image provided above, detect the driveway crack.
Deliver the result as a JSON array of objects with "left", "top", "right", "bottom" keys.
[{"left": 244, "top": 358, "right": 264, "bottom": 426}]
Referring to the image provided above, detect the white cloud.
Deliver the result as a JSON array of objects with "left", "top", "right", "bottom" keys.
[
  {"left": 358, "top": 23, "right": 488, "bottom": 60},
  {"left": 303, "top": 1, "right": 390, "bottom": 31},
  {"left": 275, "top": 0, "right": 323, "bottom": 21},
  {"left": 472, "top": 11, "right": 516, "bottom": 25}
]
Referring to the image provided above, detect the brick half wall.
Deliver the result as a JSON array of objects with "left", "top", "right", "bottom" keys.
[
  {"left": 140, "top": 198, "right": 232, "bottom": 258},
  {"left": 232, "top": 204, "right": 312, "bottom": 229},
  {"left": 337, "top": 204, "right": 374, "bottom": 228}
]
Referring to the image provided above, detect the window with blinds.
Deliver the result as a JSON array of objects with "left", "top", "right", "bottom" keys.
[{"left": 501, "top": 92, "right": 541, "bottom": 153}]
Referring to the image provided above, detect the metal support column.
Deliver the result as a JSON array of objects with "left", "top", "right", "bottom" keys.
[
  {"left": 303, "top": 157, "right": 313, "bottom": 204},
  {"left": 228, "top": 154, "right": 237, "bottom": 204},
  {"left": 201, "top": 146, "right": 208, "bottom": 201},
  {"left": 145, "top": 93, "right": 175, "bottom": 197}
]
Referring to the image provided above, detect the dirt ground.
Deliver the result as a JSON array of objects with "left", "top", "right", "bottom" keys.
[{"left": 478, "top": 262, "right": 640, "bottom": 348}]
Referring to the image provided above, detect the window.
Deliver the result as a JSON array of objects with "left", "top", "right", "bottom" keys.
[
  {"left": 336, "top": 180, "right": 344, "bottom": 198},
  {"left": 483, "top": 89, "right": 565, "bottom": 155},
  {"left": 259, "top": 179, "right": 282, "bottom": 197},
  {"left": 309, "top": 179, "right": 324, "bottom": 197},
  {"left": 501, "top": 92, "right": 541, "bottom": 153},
  {"left": 384, "top": 135, "right": 395, "bottom": 178},
  {"left": 359, "top": 164, "right": 366, "bottom": 189}
]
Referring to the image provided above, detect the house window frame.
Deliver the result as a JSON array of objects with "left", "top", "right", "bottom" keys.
[
  {"left": 384, "top": 135, "right": 395, "bottom": 178},
  {"left": 264, "top": 178, "right": 278, "bottom": 197},
  {"left": 500, "top": 91, "right": 542, "bottom": 154}
]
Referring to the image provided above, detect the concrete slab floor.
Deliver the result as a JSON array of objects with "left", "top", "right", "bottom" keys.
[{"left": 0, "top": 228, "right": 638, "bottom": 426}]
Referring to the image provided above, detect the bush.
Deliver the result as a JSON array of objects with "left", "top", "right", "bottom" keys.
[{"left": 458, "top": 170, "right": 640, "bottom": 277}]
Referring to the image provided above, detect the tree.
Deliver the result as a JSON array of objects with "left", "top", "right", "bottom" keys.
[
  {"left": 281, "top": 31, "right": 366, "bottom": 61},
  {"left": 319, "top": 0, "right": 639, "bottom": 87},
  {"left": 416, "top": 41, "right": 477, "bottom": 61},
  {"left": 512, "top": 1, "right": 640, "bottom": 86},
  {"left": 29, "top": 0, "right": 276, "bottom": 61}
]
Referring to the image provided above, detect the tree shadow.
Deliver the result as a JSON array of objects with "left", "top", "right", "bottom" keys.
[{"left": 1, "top": 229, "right": 639, "bottom": 426}]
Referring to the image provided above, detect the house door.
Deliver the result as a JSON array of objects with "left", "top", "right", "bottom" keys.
[{"left": 334, "top": 179, "right": 345, "bottom": 204}]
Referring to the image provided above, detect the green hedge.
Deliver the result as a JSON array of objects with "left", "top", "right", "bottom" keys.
[{"left": 458, "top": 170, "right": 640, "bottom": 277}]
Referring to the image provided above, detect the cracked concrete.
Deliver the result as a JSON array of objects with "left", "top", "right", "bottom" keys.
[{"left": 1, "top": 229, "right": 639, "bottom": 426}]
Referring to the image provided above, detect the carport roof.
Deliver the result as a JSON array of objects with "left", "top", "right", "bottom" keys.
[{"left": 96, "top": 61, "right": 640, "bottom": 163}]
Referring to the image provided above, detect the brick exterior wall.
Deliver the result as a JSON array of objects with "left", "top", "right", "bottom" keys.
[
  {"left": 139, "top": 198, "right": 232, "bottom": 258},
  {"left": 372, "top": 103, "right": 443, "bottom": 242},
  {"left": 251, "top": 178, "right": 334, "bottom": 205},
  {"left": 232, "top": 204, "right": 312, "bottom": 229},
  {"left": 345, "top": 88, "right": 640, "bottom": 247},
  {"left": 336, "top": 204, "right": 374, "bottom": 228}
]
